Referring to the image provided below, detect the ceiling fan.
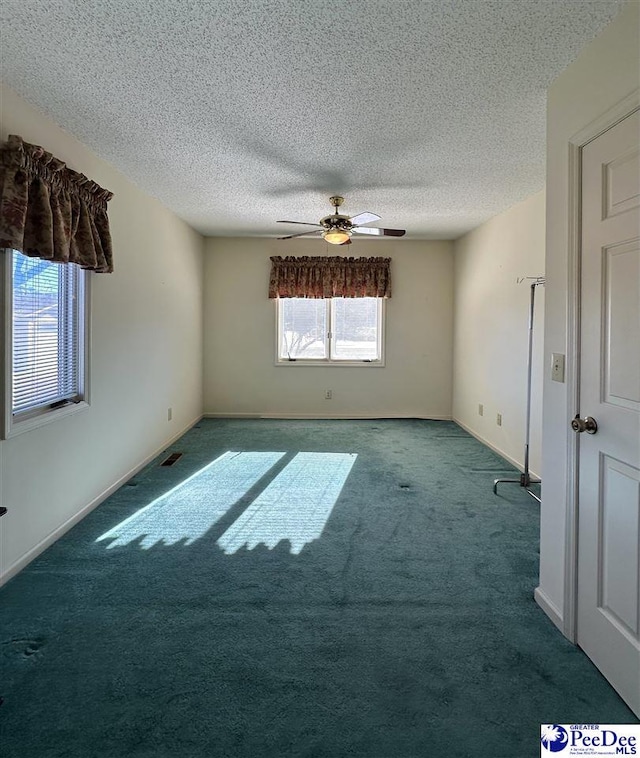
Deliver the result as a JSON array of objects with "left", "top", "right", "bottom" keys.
[{"left": 277, "top": 196, "right": 406, "bottom": 245}]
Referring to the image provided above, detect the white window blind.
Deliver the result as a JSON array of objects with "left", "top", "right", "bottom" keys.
[
  {"left": 331, "top": 297, "right": 380, "bottom": 361},
  {"left": 11, "top": 250, "right": 85, "bottom": 418}
]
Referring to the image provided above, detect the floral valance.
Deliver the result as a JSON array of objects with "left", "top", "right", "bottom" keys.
[
  {"left": 0, "top": 134, "right": 114, "bottom": 272},
  {"left": 269, "top": 256, "right": 392, "bottom": 299}
]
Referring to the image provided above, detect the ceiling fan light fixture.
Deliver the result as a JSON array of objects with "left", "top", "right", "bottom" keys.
[
  {"left": 323, "top": 228, "right": 351, "bottom": 245},
  {"left": 276, "top": 196, "right": 406, "bottom": 243}
]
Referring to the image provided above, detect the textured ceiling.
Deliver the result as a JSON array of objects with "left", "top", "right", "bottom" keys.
[{"left": 0, "top": 0, "right": 626, "bottom": 239}]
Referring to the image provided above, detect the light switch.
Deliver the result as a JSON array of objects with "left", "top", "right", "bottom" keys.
[{"left": 551, "top": 353, "right": 565, "bottom": 383}]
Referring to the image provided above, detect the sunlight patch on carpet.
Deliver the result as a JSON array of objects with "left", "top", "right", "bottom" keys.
[
  {"left": 217, "top": 452, "right": 357, "bottom": 555},
  {"left": 96, "top": 451, "right": 285, "bottom": 549}
]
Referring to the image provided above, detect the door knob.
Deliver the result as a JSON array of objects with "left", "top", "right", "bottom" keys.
[{"left": 571, "top": 414, "right": 598, "bottom": 434}]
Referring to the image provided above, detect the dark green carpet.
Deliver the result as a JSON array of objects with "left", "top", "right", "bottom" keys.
[{"left": 1, "top": 419, "right": 636, "bottom": 757}]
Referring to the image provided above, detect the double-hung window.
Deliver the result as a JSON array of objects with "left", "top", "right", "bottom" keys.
[
  {"left": 277, "top": 297, "right": 384, "bottom": 365},
  {"left": 2, "top": 249, "right": 88, "bottom": 437}
]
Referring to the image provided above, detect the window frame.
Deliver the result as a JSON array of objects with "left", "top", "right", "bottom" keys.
[
  {"left": 275, "top": 296, "right": 386, "bottom": 367},
  {"left": 1, "top": 249, "right": 91, "bottom": 439}
]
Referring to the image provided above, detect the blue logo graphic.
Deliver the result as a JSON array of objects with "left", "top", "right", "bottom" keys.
[{"left": 541, "top": 725, "right": 569, "bottom": 752}]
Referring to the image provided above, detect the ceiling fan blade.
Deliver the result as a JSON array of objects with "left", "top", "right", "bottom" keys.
[
  {"left": 277, "top": 220, "right": 323, "bottom": 227},
  {"left": 277, "top": 230, "right": 322, "bottom": 240},
  {"left": 350, "top": 211, "right": 381, "bottom": 226},
  {"left": 353, "top": 227, "right": 406, "bottom": 237}
]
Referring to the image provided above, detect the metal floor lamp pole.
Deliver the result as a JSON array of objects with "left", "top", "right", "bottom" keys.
[{"left": 493, "top": 277, "right": 545, "bottom": 503}]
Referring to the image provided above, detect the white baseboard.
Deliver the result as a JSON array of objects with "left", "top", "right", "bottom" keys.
[
  {"left": 203, "top": 412, "right": 453, "bottom": 420},
  {"left": 452, "top": 417, "right": 541, "bottom": 481},
  {"left": 203, "top": 412, "right": 262, "bottom": 419},
  {"left": 0, "top": 414, "right": 203, "bottom": 587},
  {"left": 534, "top": 586, "right": 565, "bottom": 634}
]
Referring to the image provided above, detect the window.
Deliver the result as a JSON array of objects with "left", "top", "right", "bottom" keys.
[
  {"left": 2, "top": 249, "right": 88, "bottom": 437},
  {"left": 277, "top": 297, "right": 384, "bottom": 365}
]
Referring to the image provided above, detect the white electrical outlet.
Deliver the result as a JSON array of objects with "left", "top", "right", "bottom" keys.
[
  {"left": 478, "top": 403, "right": 484, "bottom": 416},
  {"left": 496, "top": 413, "right": 502, "bottom": 426},
  {"left": 551, "top": 353, "right": 565, "bottom": 383},
  {"left": 325, "top": 390, "right": 332, "bottom": 400}
]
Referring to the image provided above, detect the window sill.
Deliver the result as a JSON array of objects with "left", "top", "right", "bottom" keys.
[
  {"left": 275, "top": 359, "right": 385, "bottom": 368},
  {"left": 2, "top": 400, "right": 89, "bottom": 440}
]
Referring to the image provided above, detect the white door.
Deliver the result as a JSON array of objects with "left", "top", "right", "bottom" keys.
[{"left": 578, "top": 108, "right": 640, "bottom": 717}]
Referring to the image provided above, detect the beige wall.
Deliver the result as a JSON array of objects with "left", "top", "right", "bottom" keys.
[
  {"left": 204, "top": 238, "right": 454, "bottom": 419},
  {"left": 0, "top": 85, "right": 205, "bottom": 582},
  {"left": 539, "top": 1, "right": 639, "bottom": 627},
  {"left": 453, "top": 191, "right": 545, "bottom": 475}
]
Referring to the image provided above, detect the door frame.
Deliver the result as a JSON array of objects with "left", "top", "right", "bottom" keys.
[{"left": 563, "top": 89, "right": 640, "bottom": 643}]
